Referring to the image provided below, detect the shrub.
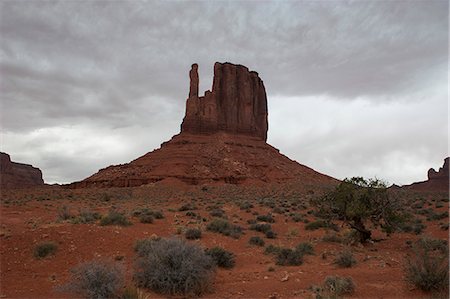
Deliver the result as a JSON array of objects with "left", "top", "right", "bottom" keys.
[
  {"left": 256, "top": 214, "right": 275, "bottom": 223},
  {"left": 205, "top": 247, "right": 235, "bottom": 269},
  {"left": 275, "top": 248, "right": 303, "bottom": 266},
  {"left": 185, "top": 228, "right": 202, "bottom": 240},
  {"left": 264, "top": 244, "right": 282, "bottom": 255},
  {"left": 249, "top": 236, "right": 265, "bottom": 246},
  {"left": 238, "top": 201, "right": 254, "bottom": 210},
  {"left": 71, "top": 209, "right": 101, "bottom": 224},
  {"left": 265, "top": 230, "right": 277, "bottom": 239},
  {"left": 405, "top": 238, "right": 449, "bottom": 292},
  {"left": 134, "top": 238, "right": 215, "bottom": 296},
  {"left": 206, "top": 218, "right": 242, "bottom": 239},
  {"left": 322, "top": 232, "right": 342, "bottom": 243},
  {"left": 334, "top": 249, "right": 356, "bottom": 268},
  {"left": 139, "top": 214, "right": 154, "bottom": 224},
  {"left": 133, "top": 208, "right": 164, "bottom": 220},
  {"left": 63, "top": 259, "right": 124, "bottom": 299},
  {"left": 296, "top": 242, "right": 314, "bottom": 256},
  {"left": 209, "top": 208, "right": 225, "bottom": 218},
  {"left": 291, "top": 213, "right": 302, "bottom": 222},
  {"left": 100, "top": 210, "right": 131, "bottom": 226},
  {"left": 305, "top": 220, "right": 328, "bottom": 231},
  {"left": 58, "top": 205, "right": 73, "bottom": 220},
  {"left": 322, "top": 276, "right": 355, "bottom": 296},
  {"left": 178, "top": 203, "right": 196, "bottom": 211},
  {"left": 249, "top": 223, "right": 272, "bottom": 234},
  {"left": 34, "top": 242, "right": 58, "bottom": 259}
]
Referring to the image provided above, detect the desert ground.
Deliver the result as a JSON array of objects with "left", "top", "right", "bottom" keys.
[{"left": 0, "top": 183, "right": 448, "bottom": 298}]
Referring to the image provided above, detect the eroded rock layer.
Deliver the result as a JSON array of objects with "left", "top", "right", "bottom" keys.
[
  {"left": 0, "top": 152, "right": 44, "bottom": 189},
  {"left": 181, "top": 62, "right": 268, "bottom": 141},
  {"left": 406, "top": 157, "right": 449, "bottom": 191},
  {"left": 70, "top": 133, "right": 334, "bottom": 188}
]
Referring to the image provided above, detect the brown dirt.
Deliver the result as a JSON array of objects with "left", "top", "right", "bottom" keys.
[{"left": 0, "top": 184, "right": 448, "bottom": 298}]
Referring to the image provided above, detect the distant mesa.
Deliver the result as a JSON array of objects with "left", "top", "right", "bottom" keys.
[
  {"left": 405, "top": 157, "right": 449, "bottom": 191},
  {"left": 0, "top": 152, "right": 44, "bottom": 189},
  {"left": 70, "top": 62, "right": 335, "bottom": 188}
]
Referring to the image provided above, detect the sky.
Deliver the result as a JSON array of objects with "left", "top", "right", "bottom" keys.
[{"left": 0, "top": 0, "right": 448, "bottom": 185}]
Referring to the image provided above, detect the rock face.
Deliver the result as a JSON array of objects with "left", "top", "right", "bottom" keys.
[
  {"left": 181, "top": 62, "right": 268, "bottom": 141},
  {"left": 0, "top": 152, "right": 44, "bottom": 189},
  {"left": 406, "top": 157, "right": 449, "bottom": 191},
  {"left": 70, "top": 62, "right": 335, "bottom": 188}
]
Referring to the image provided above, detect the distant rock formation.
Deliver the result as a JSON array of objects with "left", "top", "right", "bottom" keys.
[
  {"left": 70, "top": 62, "right": 335, "bottom": 188},
  {"left": 0, "top": 152, "right": 44, "bottom": 189},
  {"left": 406, "top": 157, "right": 449, "bottom": 191},
  {"left": 181, "top": 62, "right": 268, "bottom": 141}
]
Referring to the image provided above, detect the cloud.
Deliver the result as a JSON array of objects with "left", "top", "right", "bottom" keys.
[{"left": 0, "top": 0, "right": 447, "bottom": 184}]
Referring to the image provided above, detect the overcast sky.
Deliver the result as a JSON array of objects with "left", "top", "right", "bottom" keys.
[{"left": 1, "top": 0, "right": 448, "bottom": 185}]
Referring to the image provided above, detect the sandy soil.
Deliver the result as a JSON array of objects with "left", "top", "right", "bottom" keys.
[{"left": 0, "top": 184, "right": 448, "bottom": 298}]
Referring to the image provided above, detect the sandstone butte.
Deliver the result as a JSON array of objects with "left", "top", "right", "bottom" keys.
[
  {"left": 70, "top": 62, "right": 336, "bottom": 188},
  {"left": 0, "top": 152, "right": 44, "bottom": 189},
  {"left": 405, "top": 157, "right": 449, "bottom": 191}
]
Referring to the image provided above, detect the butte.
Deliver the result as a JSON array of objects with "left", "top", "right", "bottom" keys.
[{"left": 70, "top": 62, "right": 336, "bottom": 188}]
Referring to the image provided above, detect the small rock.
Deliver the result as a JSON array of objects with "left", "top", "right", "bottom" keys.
[{"left": 281, "top": 273, "right": 289, "bottom": 282}]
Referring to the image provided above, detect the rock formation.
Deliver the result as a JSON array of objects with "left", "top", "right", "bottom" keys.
[
  {"left": 70, "top": 62, "right": 335, "bottom": 188},
  {"left": 181, "top": 62, "right": 268, "bottom": 141},
  {"left": 0, "top": 152, "right": 44, "bottom": 189},
  {"left": 406, "top": 157, "right": 449, "bottom": 191}
]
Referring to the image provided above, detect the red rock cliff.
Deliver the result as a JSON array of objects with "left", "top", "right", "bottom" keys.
[
  {"left": 181, "top": 62, "right": 268, "bottom": 141},
  {"left": 406, "top": 157, "right": 449, "bottom": 191},
  {"left": 0, "top": 152, "right": 44, "bottom": 189}
]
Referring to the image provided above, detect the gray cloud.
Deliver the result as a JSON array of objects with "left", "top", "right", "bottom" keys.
[{"left": 0, "top": 0, "right": 447, "bottom": 184}]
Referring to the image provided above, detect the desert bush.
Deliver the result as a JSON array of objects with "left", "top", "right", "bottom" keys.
[
  {"left": 334, "top": 249, "right": 356, "bottom": 268},
  {"left": 71, "top": 209, "right": 101, "bottom": 224},
  {"left": 291, "top": 213, "right": 303, "bottom": 222},
  {"left": 139, "top": 214, "right": 154, "bottom": 224},
  {"left": 265, "top": 230, "right": 277, "bottom": 239},
  {"left": 34, "top": 242, "right": 58, "bottom": 259},
  {"left": 249, "top": 236, "right": 265, "bottom": 246},
  {"left": 209, "top": 208, "right": 225, "bottom": 218},
  {"left": 264, "top": 244, "right": 282, "bottom": 255},
  {"left": 305, "top": 220, "right": 329, "bottom": 231},
  {"left": 205, "top": 247, "right": 235, "bottom": 269},
  {"left": 249, "top": 223, "right": 272, "bottom": 233},
  {"left": 58, "top": 205, "right": 73, "bottom": 220},
  {"left": 206, "top": 218, "right": 242, "bottom": 239},
  {"left": 320, "top": 276, "right": 355, "bottom": 297},
  {"left": 134, "top": 238, "right": 215, "bottom": 296},
  {"left": 296, "top": 242, "right": 314, "bottom": 255},
  {"left": 100, "top": 210, "right": 131, "bottom": 226},
  {"left": 275, "top": 248, "right": 303, "bottom": 266},
  {"left": 405, "top": 238, "right": 449, "bottom": 292},
  {"left": 185, "top": 228, "right": 202, "bottom": 240},
  {"left": 63, "top": 259, "right": 124, "bottom": 299},
  {"left": 178, "top": 203, "right": 196, "bottom": 211},
  {"left": 132, "top": 208, "right": 164, "bottom": 220},
  {"left": 322, "top": 232, "right": 342, "bottom": 243},
  {"left": 256, "top": 214, "right": 275, "bottom": 223},
  {"left": 238, "top": 201, "right": 254, "bottom": 210}
]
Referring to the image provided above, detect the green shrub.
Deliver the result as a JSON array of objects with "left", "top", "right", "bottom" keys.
[
  {"left": 256, "top": 214, "right": 275, "bottom": 223},
  {"left": 275, "top": 248, "right": 303, "bottom": 266},
  {"left": 334, "top": 249, "right": 356, "bottom": 268},
  {"left": 58, "top": 205, "right": 73, "bottom": 220},
  {"left": 71, "top": 209, "right": 101, "bottom": 224},
  {"left": 264, "top": 244, "right": 282, "bottom": 255},
  {"left": 178, "top": 203, "right": 196, "bottom": 211},
  {"left": 265, "top": 230, "right": 277, "bottom": 239},
  {"left": 134, "top": 238, "right": 215, "bottom": 296},
  {"left": 206, "top": 218, "right": 242, "bottom": 239},
  {"left": 296, "top": 242, "right": 314, "bottom": 255},
  {"left": 249, "top": 223, "right": 272, "bottom": 233},
  {"left": 139, "top": 214, "right": 154, "bottom": 224},
  {"left": 100, "top": 210, "right": 131, "bottom": 226},
  {"left": 305, "top": 220, "right": 328, "bottom": 231},
  {"left": 185, "top": 228, "right": 202, "bottom": 240},
  {"left": 291, "top": 213, "right": 302, "bottom": 222},
  {"left": 248, "top": 236, "right": 265, "bottom": 246},
  {"left": 205, "top": 247, "right": 235, "bottom": 269},
  {"left": 322, "top": 232, "right": 342, "bottom": 243},
  {"left": 209, "top": 208, "right": 225, "bottom": 218},
  {"left": 34, "top": 242, "right": 58, "bottom": 259},
  {"left": 322, "top": 276, "right": 355, "bottom": 296},
  {"left": 405, "top": 239, "right": 449, "bottom": 292},
  {"left": 63, "top": 259, "right": 124, "bottom": 299}
]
